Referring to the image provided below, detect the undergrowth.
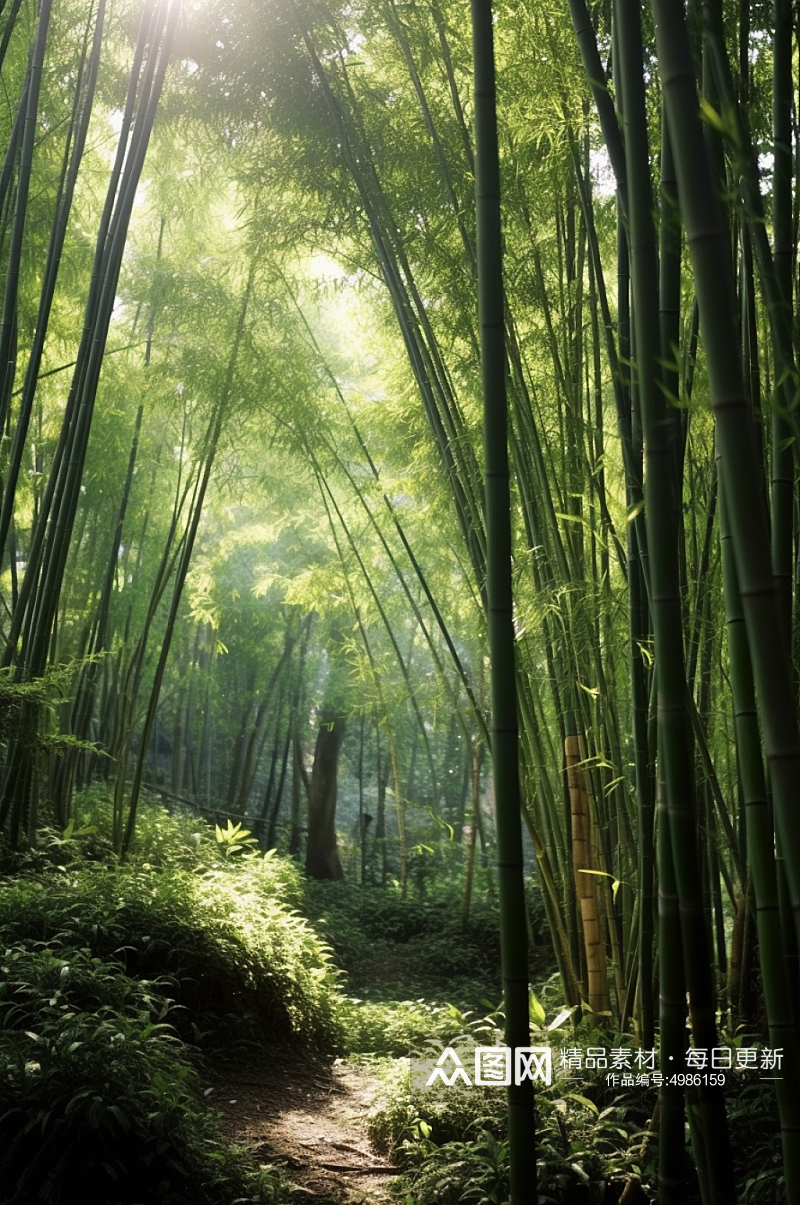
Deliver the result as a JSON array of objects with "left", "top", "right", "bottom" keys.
[
  {"left": 302, "top": 875, "right": 551, "bottom": 1016},
  {"left": 0, "top": 793, "right": 343, "bottom": 1204},
  {"left": 361, "top": 1004, "right": 787, "bottom": 1205},
  {"left": 0, "top": 859, "right": 342, "bottom": 1052},
  {"left": 0, "top": 794, "right": 784, "bottom": 1205},
  {"left": 0, "top": 943, "right": 279, "bottom": 1204}
]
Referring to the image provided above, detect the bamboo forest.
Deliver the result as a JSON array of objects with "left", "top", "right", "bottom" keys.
[{"left": 2, "top": 0, "right": 800, "bottom": 1201}]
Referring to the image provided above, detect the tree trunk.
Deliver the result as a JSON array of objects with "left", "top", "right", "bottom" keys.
[
  {"left": 305, "top": 716, "right": 345, "bottom": 880},
  {"left": 289, "top": 729, "right": 308, "bottom": 857}
]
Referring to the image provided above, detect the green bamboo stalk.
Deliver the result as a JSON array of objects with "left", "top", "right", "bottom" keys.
[
  {"left": 344, "top": 423, "right": 488, "bottom": 742},
  {"left": 279, "top": 284, "right": 489, "bottom": 745},
  {"left": 657, "top": 771, "right": 687, "bottom": 1204},
  {"left": 50, "top": 206, "right": 163, "bottom": 820},
  {"left": 383, "top": 0, "right": 475, "bottom": 272},
  {"left": 261, "top": 675, "right": 288, "bottom": 834},
  {"left": 658, "top": 109, "right": 682, "bottom": 516},
  {"left": 311, "top": 460, "right": 407, "bottom": 892},
  {"left": 653, "top": 0, "right": 800, "bottom": 963},
  {"left": 293, "top": 11, "right": 488, "bottom": 579},
  {"left": 565, "top": 125, "right": 637, "bottom": 567},
  {"left": 699, "top": 3, "right": 800, "bottom": 457},
  {"left": 108, "top": 415, "right": 198, "bottom": 847},
  {"left": 238, "top": 624, "right": 298, "bottom": 814},
  {"left": 267, "top": 626, "right": 312, "bottom": 847},
  {"left": 0, "top": 0, "right": 106, "bottom": 564},
  {"left": 28, "top": 0, "right": 179, "bottom": 679},
  {"left": 0, "top": 0, "right": 54, "bottom": 432},
  {"left": 0, "top": 1, "right": 179, "bottom": 842},
  {"left": 2, "top": 0, "right": 174, "bottom": 671},
  {"left": 566, "top": 0, "right": 627, "bottom": 213},
  {"left": 618, "top": 130, "right": 654, "bottom": 1046},
  {"left": 718, "top": 465, "right": 800, "bottom": 1200},
  {"left": 616, "top": 1, "right": 735, "bottom": 1196},
  {"left": 429, "top": 0, "right": 474, "bottom": 174},
  {"left": 313, "top": 464, "right": 440, "bottom": 806},
  {"left": 471, "top": 2, "right": 534, "bottom": 1198},
  {"left": 0, "top": 0, "right": 24, "bottom": 79},
  {"left": 770, "top": 0, "right": 793, "bottom": 645},
  {"left": 562, "top": 27, "right": 659, "bottom": 1034},
  {"left": 121, "top": 231, "right": 254, "bottom": 855}
]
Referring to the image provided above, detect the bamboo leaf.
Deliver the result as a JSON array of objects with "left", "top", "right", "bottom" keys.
[
  {"left": 529, "top": 991, "right": 546, "bottom": 1024},
  {"left": 547, "top": 1007, "right": 577, "bottom": 1031},
  {"left": 698, "top": 97, "right": 726, "bottom": 136}
]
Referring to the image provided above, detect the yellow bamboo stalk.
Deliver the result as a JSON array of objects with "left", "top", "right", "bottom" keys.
[{"left": 566, "top": 733, "right": 610, "bottom": 1017}]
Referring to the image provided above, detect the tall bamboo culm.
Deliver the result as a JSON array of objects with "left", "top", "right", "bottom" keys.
[{"left": 470, "top": 1, "right": 535, "bottom": 1200}]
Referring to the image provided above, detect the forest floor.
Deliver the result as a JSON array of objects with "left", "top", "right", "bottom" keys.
[{"left": 211, "top": 1048, "right": 400, "bottom": 1204}]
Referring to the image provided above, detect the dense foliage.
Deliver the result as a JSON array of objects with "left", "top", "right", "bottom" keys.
[{"left": 0, "top": 801, "right": 340, "bottom": 1204}]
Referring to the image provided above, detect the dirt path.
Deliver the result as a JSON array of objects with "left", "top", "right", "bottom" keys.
[{"left": 209, "top": 1049, "right": 400, "bottom": 1204}]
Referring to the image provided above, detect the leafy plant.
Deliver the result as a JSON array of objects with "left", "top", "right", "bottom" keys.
[
  {"left": 402, "top": 1128, "right": 510, "bottom": 1205},
  {"left": 0, "top": 854, "right": 343, "bottom": 1052},
  {"left": 214, "top": 818, "right": 260, "bottom": 857},
  {"left": 0, "top": 942, "right": 269, "bottom": 1205}
]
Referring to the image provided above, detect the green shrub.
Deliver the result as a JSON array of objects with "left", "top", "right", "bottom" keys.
[
  {"left": 0, "top": 856, "right": 343, "bottom": 1052},
  {"left": 402, "top": 1129, "right": 511, "bottom": 1205},
  {"left": 0, "top": 942, "right": 277, "bottom": 1205},
  {"left": 366, "top": 1057, "right": 635, "bottom": 1205},
  {"left": 363, "top": 1031, "right": 506, "bottom": 1157},
  {"left": 0, "top": 802, "right": 345, "bottom": 1205},
  {"left": 728, "top": 1075, "right": 785, "bottom": 1205},
  {"left": 340, "top": 998, "right": 494, "bottom": 1057}
]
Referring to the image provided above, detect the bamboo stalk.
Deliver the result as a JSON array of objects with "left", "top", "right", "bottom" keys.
[
  {"left": 616, "top": 1, "right": 735, "bottom": 1195},
  {"left": 471, "top": 0, "right": 535, "bottom": 1197},
  {"left": 565, "top": 727, "right": 610, "bottom": 1017},
  {"left": 718, "top": 466, "right": 800, "bottom": 1199},
  {"left": 653, "top": 0, "right": 800, "bottom": 975}
]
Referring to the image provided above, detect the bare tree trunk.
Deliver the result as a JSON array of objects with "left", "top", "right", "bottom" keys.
[
  {"left": 375, "top": 718, "right": 388, "bottom": 886},
  {"left": 289, "top": 729, "right": 308, "bottom": 857},
  {"left": 462, "top": 737, "right": 483, "bottom": 927},
  {"left": 305, "top": 715, "right": 345, "bottom": 880}
]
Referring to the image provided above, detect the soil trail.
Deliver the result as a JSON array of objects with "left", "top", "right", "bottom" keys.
[{"left": 210, "top": 1049, "right": 400, "bottom": 1203}]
